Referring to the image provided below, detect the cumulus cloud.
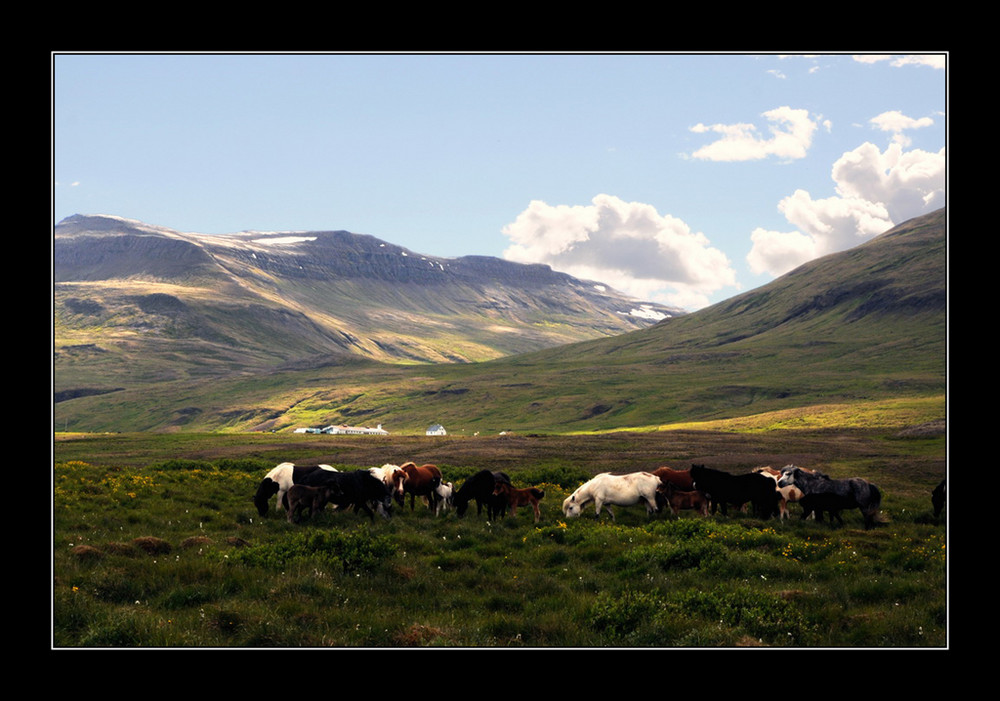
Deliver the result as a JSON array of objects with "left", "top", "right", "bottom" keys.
[
  {"left": 689, "top": 106, "right": 818, "bottom": 162},
  {"left": 746, "top": 138, "right": 945, "bottom": 277},
  {"left": 502, "top": 194, "right": 737, "bottom": 310}
]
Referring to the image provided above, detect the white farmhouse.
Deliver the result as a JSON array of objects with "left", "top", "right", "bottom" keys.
[
  {"left": 426, "top": 423, "right": 447, "bottom": 436},
  {"left": 321, "top": 423, "right": 389, "bottom": 436}
]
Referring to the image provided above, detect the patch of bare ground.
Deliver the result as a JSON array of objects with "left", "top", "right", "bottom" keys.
[
  {"left": 897, "top": 420, "right": 946, "bottom": 437},
  {"left": 392, "top": 624, "right": 450, "bottom": 646}
]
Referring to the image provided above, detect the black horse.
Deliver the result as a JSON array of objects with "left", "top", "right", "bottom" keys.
[
  {"left": 690, "top": 464, "right": 779, "bottom": 519},
  {"left": 454, "top": 470, "right": 512, "bottom": 519},
  {"left": 931, "top": 479, "right": 946, "bottom": 518},
  {"left": 301, "top": 469, "right": 394, "bottom": 521},
  {"left": 778, "top": 466, "right": 881, "bottom": 529}
]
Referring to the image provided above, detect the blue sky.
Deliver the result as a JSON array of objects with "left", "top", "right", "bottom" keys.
[{"left": 53, "top": 52, "right": 946, "bottom": 310}]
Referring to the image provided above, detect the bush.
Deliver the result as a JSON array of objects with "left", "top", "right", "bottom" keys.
[{"left": 223, "top": 530, "right": 396, "bottom": 573}]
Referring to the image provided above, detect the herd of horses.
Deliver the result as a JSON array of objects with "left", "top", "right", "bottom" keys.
[
  {"left": 253, "top": 462, "right": 545, "bottom": 524},
  {"left": 562, "top": 464, "right": 889, "bottom": 529},
  {"left": 254, "top": 460, "right": 944, "bottom": 531}
]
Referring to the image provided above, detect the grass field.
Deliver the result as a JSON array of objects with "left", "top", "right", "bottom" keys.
[{"left": 52, "top": 418, "right": 947, "bottom": 648}]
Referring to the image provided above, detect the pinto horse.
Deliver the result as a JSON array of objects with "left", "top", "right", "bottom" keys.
[
  {"left": 253, "top": 462, "right": 339, "bottom": 516},
  {"left": 753, "top": 466, "right": 806, "bottom": 520},
  {"left": 690, "top": 464, "right": 779, "bottom": 519},
  {"left": 399, "top": 462, "right": 443, "bottom": 511},
  {"left": 778, "top": 466, "right": 882, "bottom": 529},
  {"left": 562, "top": 472, "right": 661, "bottom": 520},
  {"left": 454, "top": 470, "right": 511, "bottom": 519},
  {"left": 493, "top": 481, "right": 545, "bottom": 522},
  {"left": 369, "top": 464, "right": 408, "bottom": 503}
]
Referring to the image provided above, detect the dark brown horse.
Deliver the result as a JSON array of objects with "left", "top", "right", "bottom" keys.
[
  {"left": 399, "top": 462, "right": 443, "bottom": 511},
  {"left": 651, "top": 466, "right": 695, "bottom": 491},
  {"left": 493, "top": 481, "right": 545, "bottom": 522},
  {"left": 286, "top": 484, "right": 337, "bottom": 524}
]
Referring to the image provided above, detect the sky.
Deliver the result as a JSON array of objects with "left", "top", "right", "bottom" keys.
[{"left": 52, "top": 52, "right": 946, "bottom": 310}]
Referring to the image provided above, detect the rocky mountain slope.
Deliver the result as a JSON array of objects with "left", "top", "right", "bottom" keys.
[{"left": 54, "top": 214, "right": 681, "bottom": 394}]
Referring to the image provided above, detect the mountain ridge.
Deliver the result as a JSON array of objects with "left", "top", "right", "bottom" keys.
[
  {"left": 53, "top": 208, "right": 946, "bottom": 434},
  {"left": 54, "top": 214, "right": 683, "bottom": 378}
]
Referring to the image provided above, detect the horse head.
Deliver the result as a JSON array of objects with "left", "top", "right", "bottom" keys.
[
  {"left": 562, "top": 494, "right": 582, "bottom": 518},
  {"left": 253, "top": 479, "right": 280, "bottom": 516},
  {"left": 777, "top": 467, "right": 801, "bottom": 489}
]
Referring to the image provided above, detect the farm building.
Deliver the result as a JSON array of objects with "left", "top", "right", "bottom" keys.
[
  {"left": 317, "top": 424, "right": 388, "bottom": 436},
  {"left": 426, "top": 423, "right": 447, "bottom": 436}
]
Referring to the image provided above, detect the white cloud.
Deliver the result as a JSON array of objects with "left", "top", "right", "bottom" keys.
[
  {"left": 502, "top": 194, "right": 737, "bottom": 310},
  {"left": 869, "top": 110, "right": 935, "bottom": 147},
  {"left": 689, "top": 106, "right": 818, "bottom": 162},
  {"left": 746, "top": 140, "right": 945, "bottom": 277},
  {"left": 831, "top": 141, "right": 946, "bottom": 222},
  {"left": 852, "top": 54, "right": 946, "bottom": 70},
  {"left": 746, "top": 227, "right": 820, "bottom": 277}
]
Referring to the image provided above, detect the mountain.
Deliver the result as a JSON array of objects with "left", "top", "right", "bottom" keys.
[
  {"left": 53, "top": 208, "right": 946, "bottom": 434},
  {"left": 54, "top": 214, "right": 682, "bottom": 394}
]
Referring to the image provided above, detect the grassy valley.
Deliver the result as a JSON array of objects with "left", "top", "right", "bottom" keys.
[{"left": 52, "top": 210, "right": 948, "bottom": 648}]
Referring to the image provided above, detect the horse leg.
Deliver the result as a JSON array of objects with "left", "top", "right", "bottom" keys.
[
  {"left": 595, "top": 500, "right": 615, "bottom": 521},
  {"left": 359, "top": 501, "right": 377, "bottom": 522},
  {"left": 645, "top": 496, "right": 658, "bottom": 515},
  {"left": 532, "top": 502, "right": 540, "bottom": 523}
]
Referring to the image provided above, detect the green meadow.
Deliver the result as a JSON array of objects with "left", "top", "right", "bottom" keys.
[{"left": 53, "top": 411, "right": 947, "bottom": 648}]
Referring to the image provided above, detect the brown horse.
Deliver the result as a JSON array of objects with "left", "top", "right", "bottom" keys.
[
  {"left": 657, "top": 482, "right": 709, "bottom": 517},
  {"left": 493, "top": 481, "right": 545, "bottom": 522},
  {"left": 399, "top": 462, "right": 443, "bottom": 511},
  {"left": 651, "top": 466, "right": 695, "bottom": 491}
]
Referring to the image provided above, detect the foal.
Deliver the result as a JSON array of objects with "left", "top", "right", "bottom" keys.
[
  {"left": 493, "top": 482, "right": 545, "bottom": 522},
  {"left": 657, "top": 482, "right": 709, "bottom": 517},
  {"left": 286, "top": 484, "right": 336, "bottom": 524}
]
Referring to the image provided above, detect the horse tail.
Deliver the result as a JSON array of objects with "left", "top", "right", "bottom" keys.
[
  {"left": 866, "top": 482, "right": 882, "bottom": 513},
  {"left": 861, "top": 482, "right": 882, "bottom": 527},
  {"left": 531, "top": 488, "right": 545, "bottom": 499}
]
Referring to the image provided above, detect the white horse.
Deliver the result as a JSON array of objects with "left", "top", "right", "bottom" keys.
[
  {"left": 433, "top": 481, "right": 454, "bottom": 515},
  {"left": 562, "top": 472, "right": 662, "bottom": 520},
  {"left": 254, "top": 462, "right": 338, "bottom": 516}
]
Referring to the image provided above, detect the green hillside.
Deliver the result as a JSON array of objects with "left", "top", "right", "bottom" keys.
[{"left": 53, "top": 209, "right": 946, "bottom": 435}]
